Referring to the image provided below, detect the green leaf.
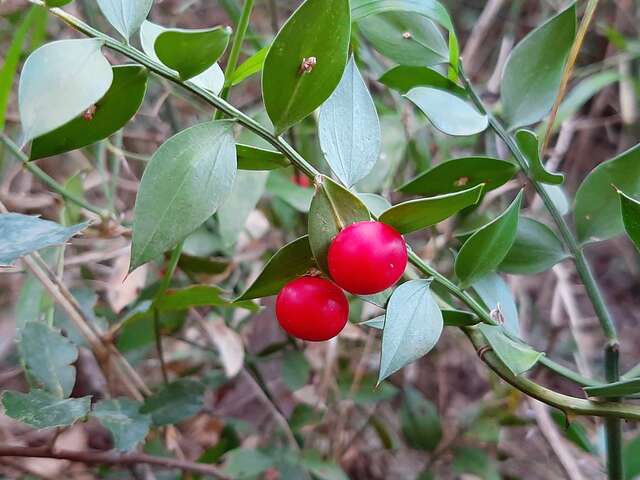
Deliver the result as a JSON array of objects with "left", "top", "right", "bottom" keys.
[
  {"left": 515, "top": 129, "right": 564, "bottom": 185},
  {"left": 92, "top": 398, "right": 151, "bottom": 452},
  {"left": 405, "top": 87, "right": 488, "bottom": 136},
  {"left": 141, "top": 379, "right": 205, "bottom": 426},
  {"left": 262, "top": 0, "right": 351, "bottom": 133},
  {"left": 319, "top": 57, "right": 380, "bottom": 187},
  {"left": 300, "top": 452, "right": 349, "bottom": 480},
  {"left": 550, "top": 410, "right": 596, "bottom": 454},
  {"left": 584, "top": 378, "right": 640, "bottom": 399},
  {"left": 575, "top": 144, "right": 640, "bottom": 244},
  {"left": 224, "top": 448, "right": 274, "bottom": 479},
  {"left": 472, "top": 273, "right": 519, "bottom": 337},
  {"left": 2, "top": 390, "right": 90, "bottom": 429},
  {"left": 238, "top": 235, "right": 316, "bottom": 300},
  {"left": 360, "top": 315, "right": 385, "bottom": 329},
  {"left": 358, "top": 12, "right": 447, "bottom": 67},
  {"left": 338, "top": 372, "right": 398, "bottom": 405},
  {"left": 226, "top": 47, "right": 268, "bottom": 87},
  {"left": 155, "top": 26, "right": 231, "bottom": 80},
  {"left": 453, "top": 447, "right": 500, "bottom": 480},
  {"left": 20, "top": 323, "right": 78, "bottom": 398},
  {"left": 281, "top": 350, "right": 311, "bottom": 391},
  {"left": 378, "top": 280, "right": 443, "bottom": 383},
  {"left": 46, "top": 0, "right": 73, "bottom": 6},
  {"left": 237, "top": 144, "right": 289, "bottom": 170},
  {"left": 618, "top": 189, "right": 640, "bottom": 252},
  {"left": 266, "top": 172, "right": 314, "bottom": 212},
  {"left": 154, "top": 285, "right": 257, "bottom": 312},
  {"left": 501, "top": 3, "right": 576, "bottom": 129},
  {"left": 97, "top": 0, "right": 153, "bottom": 41},
  {"left": 477, "top": 324, "right": 542, "bottom": 376},
  {"left": 544, "top": 183, "right": 570, "bottom": 216},
  {"left": 308, "top": 175, "right": 371, "bottom": 272},
  {"left": 442, "top": 308, "right": 478, "bottom": 327},
  {"left": 624, "top": 433, "right": 640, "bottom": 479},
  {"left": 500, "top": 217, "right": 569, "bottom": 274},
  {"left": 30, "top": 65, "right": 148, "bottom": 160},
  {"left": 0, "top": 213, "right": 88, "bottom": 266},
  {"left": 379, "top": 184, "right": 483, "bottom": 234},
  {"left": 454, "top": 191, "right": 523, "bottom": 288},
  {"left": 140, "top": 21, "right": 224, "bottom": 94},
  {"left": 378, "top": 65, "right": 465, "bottom": 95},
  {"left": 401, "top": 387, "right": 441, "bottom": 451},
  {"left": 19, "top": 39, "right": 113, "bottom": 142},
  {"left": 357, "top": 193, "right": 391, "bottom": 217},
  {"left": 399, "top": 156, "right": 517, "bottom": 196},
  {"left": 130, "top": 120, "right": 236, "bottom": 270}
]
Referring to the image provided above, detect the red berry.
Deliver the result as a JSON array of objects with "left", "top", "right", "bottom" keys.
[
  {"left": 327, "top": 221, "right": 408, "bottom": 295},
  {"left": 275, "top": 276, "right": 349, "bottom": 341},
  {"left": 292, "top": 174, "right": 311, "bottom": 188}
]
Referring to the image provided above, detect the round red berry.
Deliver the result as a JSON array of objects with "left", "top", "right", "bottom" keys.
[
  {"left": 327, "top": 221, "right": 408, "bottom": 295},
  {"left": 275, "top": 276, "right": 349, "bottom": 341}
]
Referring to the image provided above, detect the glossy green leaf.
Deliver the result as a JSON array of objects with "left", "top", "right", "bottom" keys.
[
  {"left": 401, "top": 387, "right": 441, "bottom": 451},
  {"left": 501, "top": 4, "right": 576, "bottom": 129},
  {"left": 141, "top": 379, "right": 205, "bottom": 426},
  {"left": 154, "top": 285, "right": 257, "bottom": 312},
  {"left": 575, "top": 144, "right": 640, "bottom": 244},
  {"left": 97, "top": 0, "right": 153, "bottom": 41},
  {"left": 399, "top": 156, "right": 517, "bottom": 196},
  {"left": 319, "top": 57, "right": 380, "bottom": 187},
  {"left": 378, "top": 280, "right": 443, "bottom": 383},
  {"left": 92, "top": 398, "right": 151, "bottom": 452},
  {"left": 406, "top": 87, "right": 488, "bottom": 136},
  {"left": 515, "top": 129, "right": 564, "bottom": 185},
  {"left": 618, "top": 189, "right": 640, "bottom": 252},
  {"left": 266, "top": 172, "right": 314, "bottom": 212},
  {"left": 226, "top": 47, "right": 268, "bottom": 87},
  {"left": 19, "top": 39, "right": 113, "bottom": 142},
  {"left": 442, "top": 308, "right": 478, "bottom": 327},
  {"left": 262, "top": 0, "right": 351, "bottom": 134},
  {"left": 379, "top": 65, "right": 465, "bottom": 95},
  {"left": 478, "top": 324, "right": 542, "bottom": 376},
  {"left": 30, "top": 65, "right": 148, "bottom": 160},
  {"left": 0, "top": 213, "right": 88, "bottom": 266},
  {"left": 130, "top": 121, "right": 236, "bottom": 270},
  {"left": 238, "top": 236, "right": 316, "bottom": 300},
  {"left": 155, "top": 26, "right": 231, "bottom": 80},
  {"left": 359, "top": 12, "right": 447, "bottom": 67},
  {"left": 282, "top": 350, "right": 311, "bottom": 391},
  {"left": 357, "top": 193, "right": 391, "bottom": 217},
  {"left": 379, "top": 184, "right": 483, "bottom": 234},
  {"left": 308, "top": 175, "right": 371, "bottom": 272},
  {"left": 472, "top": 273, "right": 519, "bottom": 337},
  {"left": 140, "top": 21, "right": 224, "bottom": 94},
  {"left": 500, "top": 217, "right": 569, "bottom": 274},
  {"left": 584, "top": 378, "right": 640, "bottom": 399},
  {"left": 20, "top": 323, "right": 77, "bottom": 398},
  {"left": 454, "top": 191, "right": 523, "bottom": 288},
  {"left": 237, "top": 144, "right": 289, "bottom": 170},
  {"left": 2, "top": 390, "right": 90, "bottom": 429}
]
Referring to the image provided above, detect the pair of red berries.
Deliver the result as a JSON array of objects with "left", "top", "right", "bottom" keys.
[{"left": 276, "top": 221, "right": 408, "bottom": 341}]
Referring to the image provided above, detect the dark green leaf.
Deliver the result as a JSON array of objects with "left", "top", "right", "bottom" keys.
[
  {"left": 618, "top": 189, "right": 640, "bottom": 252},
  {"left": 178, "top": 254, "right": 230, "bottom": 275},
  {"left": 442, "top": 309, "right": 478, "bottom": 327},
  {"left": 406, "top": 87, "right": 488, "bottom": 136},
  {"left": 31, "top": 65, "right": 148, "bottom": 160},
  {"left": 575, "top": 144, "right": 640, "bottom": 243},
  {"left": 472, "top": 273, "right": 519, "bottom": 337},
  {"left": 359, "top": 12, "right": 447, "bottom": 67},
  {"left": 46, "top": 0, "right": 73, "bottom": 6},
  {"left": 319, "top": 57, "right": 380, "bottom": 187},
  {"left": 266, "top": 172, "right": 313, "bottom": 212},
  {"left": 379, "top": 280, "right": 443, "bottom": 383},
  {"left": 308, "top": 175, "right": 371, "bottom": 272},
  {"left": 226, "top": 47, "right": 268, "bottom": 87},
  {"left": 399, "top": 156, "right": 517, "bottom": 196},
  {"left": 550, "top": 410, "right": 596, "bottom": 454},
  {"left": 131, "top": 120, "right": 236, "bottom": 270},
  {"left": 379, "top": 65, "right": 465, "bottom": 95},
  {"left": 501, "top": 4, "right": 576, "bottom": 129},
  {"left": 281, "top": 350, "right": 310, "bottom": 391},
  {"left": 453, "top": 447, "right": 500, "bottom": 480},
  {"left": 237, "top": 144, "right": 289, "bottom": 170},
  {"left": 154, "top": 285, "right": 257, "bottom": 312},
  {"left": 97, "top": 0, "right": 152, "bottom": 41},
  {"left": 117, "top": 307, "right": 186, "bottom": 353},
  {"left": 477, "top": 324, "right": 542, "bottom": 376},
  {"left": 262, "top": 0, "right": 351, "bottom": 133},
  {"left": 141, "top": 379, "right": 205, "bottom": 426},
  {"left": 20, "top": 323, "right": 78, "bottom": 398},
  {"left": 584, "top": 378, "right": 640, "bottom": 399},
  {"left": 338, "top": 372, "right": 398, "bottom": 405},
  {"left": 92, "top": 398, "right": 151, "bottom": 452},
  {"left": 401, "top": 387, "right": 441, "bottom": 451},
  {"left": 454, "top": 191, "right": 523, "bottom": 288},
  {"left": 19, "top": 39, "right": 113, "bottom": 142},
  {"left": 155, "top": 26, "right": 231, "bottom": 80},
  {"left": 237, "top": 235, "right": 316, "bottom": 300},
  {"left": 500, "top": 216, "right": 569, "bottom": 274},
  {"left": 224, "top": 448, "right": 274, "bottom": 479},
  {"left": 624, "top": 433, "right": 640, "bottom": 479},
  {"left": 515, "top": 129, "right": 564, "bottom": 185},
  {"left": 379, "top": 184, "right": 483, "bottom": 234},
  {"left": 0, "top": 213, "right": 88, "bottom": 266},
  {"left": 2, "top": 390, "right": 90, "bottom": 429}
]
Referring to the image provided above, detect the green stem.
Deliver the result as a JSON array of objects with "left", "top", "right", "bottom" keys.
[
  {"left": 156, "top": 240, "right": 183, "bottom": 300},
  {"left": 605, "top": 344, "right": 624, "bottom": 479},
  {"left": 1, "top": 133, "right": 110, "bottom": 219},
  {"left": 537, "top": 355, "right": 600, "bottom": 388}
]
